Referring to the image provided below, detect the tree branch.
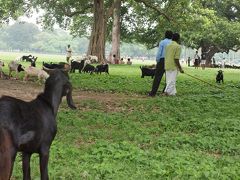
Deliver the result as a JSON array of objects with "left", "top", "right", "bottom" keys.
[
  {"left": 106, "top": 1, "right": 115, "bottom": 19},
  {"left": 133, "top": 0, "right": 171, "bottom": 21},
  {"left": 58, "top": 5, "right": 92, "bottom": 17}
]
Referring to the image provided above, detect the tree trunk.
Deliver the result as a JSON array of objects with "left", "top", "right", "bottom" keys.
[
  {"left": 201, "top": 45, "right": 220, "bottom": 66},
  {"left": 87, "top": 0, "right": 105, "bottom": 63},
  {"left": 110, "top": 0, "right": 121, "bottom": 64}
]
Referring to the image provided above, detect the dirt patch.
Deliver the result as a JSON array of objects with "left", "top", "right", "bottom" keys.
[
  {"left": 0, "top": 79, "right": 42, "bottom": 101},
  {"left": 0, "top": 79, "right": 146, "bottom": 111}
]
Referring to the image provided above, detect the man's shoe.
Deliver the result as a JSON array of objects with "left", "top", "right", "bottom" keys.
[
  {"left": 160, "top": 92, "right": 168, "bottom": 96},
  {"left": 148, "top": 92, "right": 156, "bottom": 97}
]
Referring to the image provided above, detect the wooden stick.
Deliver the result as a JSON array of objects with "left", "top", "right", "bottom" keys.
[{"left": 184, "top": 72, "right": 224, "bottom": 90}]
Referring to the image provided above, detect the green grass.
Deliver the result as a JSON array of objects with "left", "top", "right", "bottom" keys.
[{"left": 1, "top": 52, "right": 240, "bottom": 179}]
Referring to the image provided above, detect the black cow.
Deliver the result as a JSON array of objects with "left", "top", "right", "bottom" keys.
[
  {"left": 95, "top": 64, "right": 109, "bottom": 74},
  {"left": 140, "top": 66, "right": 156, "bottom": 78}
]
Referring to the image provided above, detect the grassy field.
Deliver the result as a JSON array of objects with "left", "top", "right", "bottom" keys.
[{"left": 1, "top": 52, "right": 240, "bottom": 179}]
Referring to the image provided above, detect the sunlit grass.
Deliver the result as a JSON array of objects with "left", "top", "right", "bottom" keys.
[{"left": 1, "top": 52, "right": 239, "bottom": 179}]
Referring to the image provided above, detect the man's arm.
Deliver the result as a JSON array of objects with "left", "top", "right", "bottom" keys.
[
  {"left": 174, "top": 45, "right": 184, "bottom": 73},
  {"left": 156, "top": 41, "right": 163, "bottom": 61},
  {"left": 174, "top": 59, "right": 184, "bottom": 73}
]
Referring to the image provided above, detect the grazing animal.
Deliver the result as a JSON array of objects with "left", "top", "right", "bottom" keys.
[
  {"left": 70, "top": 60, "right": 85, "bottom": 73},
  {"left": 24, "top": 66, "right": 49, "bottom": 82},
  {"left": 30, "top": 57, "right": 38, "bottom": 67},
  {"left": 88, "top": 55, "right": 98, "bottom": 63},
  {"left": 95, "top": 64, "right": 109, "bottom": 74},
  {"left": 216, "top": 70, "right": 224, "bottom": 83},
  {"left": 31, "top": 61, "right": 36, "bottom": 67},
  {"left": 21, "top": 55, "right": 33, "bottom": 62},
  {"left": 82, "top": 64, "right": 95, "bottom": 74},
  {"left": 140, "top": 66, "right": 156, "bottom": 78},
  {"left": 0, "top": 70, "right": 76, "bottom": 180},
  {"left": 8, "top": 60, "right": 25, "bottom": 79}
]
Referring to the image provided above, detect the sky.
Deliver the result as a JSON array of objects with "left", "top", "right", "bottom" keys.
[{"left": 10, "top": 10, "right": 43, "bottom": 28}]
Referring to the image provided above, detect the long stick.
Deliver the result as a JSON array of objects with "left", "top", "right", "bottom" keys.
[{"left": 184, "top": 72, "right": 224, "bottom": 90}]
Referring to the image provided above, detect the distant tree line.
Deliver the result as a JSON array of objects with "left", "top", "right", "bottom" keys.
[{"left": 0, "top": 22, "right": 157, "bottom": 59}]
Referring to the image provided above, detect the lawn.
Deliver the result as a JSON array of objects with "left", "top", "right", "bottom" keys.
[{"left": 0, "top": 52, "right": 240, "bottom": 179}]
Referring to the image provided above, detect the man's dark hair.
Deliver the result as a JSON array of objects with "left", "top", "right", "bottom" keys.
[
  {"left": 165, "top": 30, "right": 173, "bottom": 39},
  {"left": 172, "top": 33, "right": 180, "bottom": 42}
]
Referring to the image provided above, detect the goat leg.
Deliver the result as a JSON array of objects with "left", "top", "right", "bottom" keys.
[
  {"left": 39, "top": 149, "right": 50, "bottom": 180},
  {"left": 22, "top": 152, "right": 32, "bottom": 180},
  {"left": 0, "top": 129, "right": 15, "bottom": 180}
]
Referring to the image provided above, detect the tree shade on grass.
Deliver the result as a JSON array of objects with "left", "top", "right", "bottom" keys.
[{"left": 6, "top": 61, "right": 239, "bottom": 179}]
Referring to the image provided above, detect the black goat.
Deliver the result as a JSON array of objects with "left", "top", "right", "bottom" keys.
[
  {"left": 70, "top": 60, "right": 85, "bottom": 73},
  {"left": 21, "top": 55, "right": 33, "bottom": 62},
  {"left": 82, "top": 64, "right": 95, "bottom": 74},
  {"left": 30, "top": 57, "right": 38, "bottom": 67},
  {"left": 216, "top": 70, "right": 224, "bottom": 83},
  {"left": 140, "top": 66, "right": 156, "bottom": 78},
  {"left": 0, "top": 70, "right": 76, "bottom": 180},
  {"left": 95, "top": 64, "right": 109, "bottom": 74},
  {"left": 22, "top": 55, "right": 38, "bottom": 64}
]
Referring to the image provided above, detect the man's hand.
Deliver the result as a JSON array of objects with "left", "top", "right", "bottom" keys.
[{"left": 179, "top": 68, "right": 184, "bottom": 73}]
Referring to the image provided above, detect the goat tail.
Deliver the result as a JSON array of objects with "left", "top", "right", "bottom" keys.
[{"left": 0, "top": 127, "right": 13, "bottom": 180}]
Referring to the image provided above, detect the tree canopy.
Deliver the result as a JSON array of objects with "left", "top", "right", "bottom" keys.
[
  {"left": 1, "top": 0, "right": 240, "bottom": 63},
  {"left": 0, "top": 0, "right": 29, "bottom": 24}
]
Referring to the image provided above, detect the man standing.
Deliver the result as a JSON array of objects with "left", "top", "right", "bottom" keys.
[
  {"left": 164, "top": 33, "right": 184, "bottom": 96},
  {"left": 148, "top": 30, "right": 173, "bottom": 97},
  {"left": 194, "top": 51, "right": 200, "bottom": 69},
  {"left": 66, "top": 44, "right": 72, "bottom": 63},
  {"left": 187, "top": 57, "right": 191, "bottom": 67},
  {"left": 201, "top": 52, "right": 206, "bottom": 70}
]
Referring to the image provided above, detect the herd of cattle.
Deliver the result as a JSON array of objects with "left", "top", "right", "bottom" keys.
[{"left": 0, "top": 54, "right": 109, "bottom": 82}]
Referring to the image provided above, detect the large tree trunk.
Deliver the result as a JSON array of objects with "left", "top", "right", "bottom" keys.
[
  {"left": 87, "top": 0, "right": 105, "bottom": 63},
  {"left": 201, "top": 45, "right": 220, "bottom": 67},
  {"left": 110, "top": 0, "right": 121, "bottom": 64}
]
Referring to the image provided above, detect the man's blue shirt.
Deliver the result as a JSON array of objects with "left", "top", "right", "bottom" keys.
[{"left": 156, "top": 38, "right": 172, "bottom": 62}]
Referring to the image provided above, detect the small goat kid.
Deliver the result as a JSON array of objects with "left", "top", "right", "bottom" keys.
[{"left": 0, "top": 70, "right": 76, "bottom": 180}]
